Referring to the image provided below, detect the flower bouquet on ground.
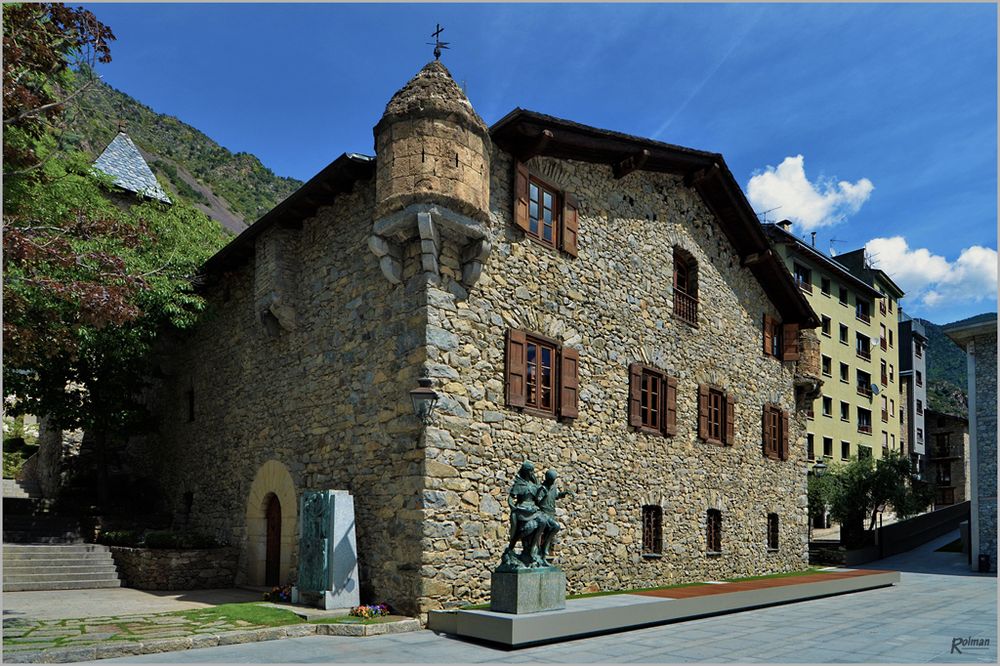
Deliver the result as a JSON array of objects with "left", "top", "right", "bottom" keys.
[
  {"left": 263, "top": 585, "right": 292, "bottom": 602},
  {"left": 349, "top": 603, "right": 390, "bottom": 619}
]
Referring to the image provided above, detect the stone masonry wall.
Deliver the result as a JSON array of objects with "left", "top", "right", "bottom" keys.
[
  {"left": 974, "top": 331, "right": 997, "bottom": 571},
  {"left": 109, "top": 547, "right": 238, "bottom": 590},
  {"left": 135, "top": 180, "right": 433, "bottom": 614},
  {"left": 415, "top": 149, "right": 809, "bottom": 611}
]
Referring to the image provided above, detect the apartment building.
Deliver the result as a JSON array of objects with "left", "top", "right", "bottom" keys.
[
  {"left": 765, "top": 223, "right": 905, "bottom": 467},
  {"left": 898, "top": 313, "right": 929, "bottom": 475}
]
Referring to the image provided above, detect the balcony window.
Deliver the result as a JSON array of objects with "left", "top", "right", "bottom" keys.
[
  {"left": 857, "top": 370, "right": 873, "bottom": 398},
  {"left": 857, "top": 408, "right": 873, "bottom": 434},
  {"left": 794, "top": 263, "right": 812, "bottom": 293},
  {"left": 856, "top": 300, "right": 871, "bottom": 324},
  {"left": 673, "top": 248, "right": 699, "bottom": 327},
  {"left": 855, "top": 333, "right": 871, "bottom": 361}
]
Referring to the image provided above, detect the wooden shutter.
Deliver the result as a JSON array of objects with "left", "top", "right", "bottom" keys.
[
  {"left": 628, "top": 363, "right": 643, "bottom": 428},
  {"left": 505, "top": 329, "right": 527, "bottom": 408},
  {"left": 782, "top": 323, "right": 800, "bottom": 361},
  {"left": 763, "top": 315, "right": 774, "bottom": 357},
  {"left": 664, "top": 375, "right": 678, "bottom": 436},
  {"left": 559, "top": 346, "right": 579, "bottom": 419},
  {"left": 725, "top": 393, "right": 736, "bottom": 445},
  {"left": 513, "top": 162, "right": 530, "bottom": 233},
  {"left": 780, "top": 409, "right": 790, "bottom": 460},
  {"left": 562, "top": 193, "right": 579, "bottom": 257},
  {"left": 697, "top": 384, "right": 709, "bottom": 440},
  {"left": 762, "top": 406, "right": 772, "bottom": 458}
]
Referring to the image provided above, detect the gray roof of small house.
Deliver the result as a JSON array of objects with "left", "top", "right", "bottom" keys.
[{"left": 92, "top": 132, "right": 172, "bottom": 203}]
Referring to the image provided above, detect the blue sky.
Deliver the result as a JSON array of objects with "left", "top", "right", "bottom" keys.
[{"left": 83, "top": 3, "right": 997, "bottom": 324}]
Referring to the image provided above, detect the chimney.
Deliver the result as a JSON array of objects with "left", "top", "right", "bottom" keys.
[
  {"left": 777, "top": 219, "right": 793, "bottom": 232},
  {"left": 811, "top": 232, "right": 816, "bottom": 247}
]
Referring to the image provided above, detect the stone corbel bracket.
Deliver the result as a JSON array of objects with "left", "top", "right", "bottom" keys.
[{"left": 370, "top": 204, "right": 491, "bottom": 289}]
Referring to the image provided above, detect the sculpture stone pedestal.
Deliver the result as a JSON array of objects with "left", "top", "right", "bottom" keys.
[
  {"left": 489, "top": 569, "right": 566, "bottom": 614},
  {"left": 297, "top": 490, "right": 360, "bottom": 610}
]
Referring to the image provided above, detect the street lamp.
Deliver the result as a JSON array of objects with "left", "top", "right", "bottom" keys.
[
  {"left": 808, "top": 461, "right": 828, "bottom": 549},
  {"left": 409, "top": 377, "right": 439, "bottom": 425}
]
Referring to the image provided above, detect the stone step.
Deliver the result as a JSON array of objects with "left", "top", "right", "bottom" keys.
[
  {"left": 3, "top": 569, "right": 119, "bottom": 582},
  {"left": 4, "top": 561, "right": 117, "bottom": 573},
  {"left": 2, "top": 478, "right": 42, "bottom": 498},
  {"left": 3, "top": 544, "right": 109, "bottom": 555},
  {"left": 2, "top": 551, "right": 115, "bottom": 563},
  {"left": 2, "top": 533, "right": 84, "bottom": 544},
  {"left": 3, "top": 578, "right": 121, "bottom": 592}
]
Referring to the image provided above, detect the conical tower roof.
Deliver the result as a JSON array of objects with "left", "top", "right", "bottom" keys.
[
  {"left": 93, "top": 131, "right": 172, "bottom": 204},
  {"left": 376, "top": 61, "right": 488, "bottom": 138}
]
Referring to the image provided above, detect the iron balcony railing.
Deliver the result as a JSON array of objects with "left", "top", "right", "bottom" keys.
[
  {"left": 856, "top": 347, "right": 871, "bottom": 361},
  {"left": 857, "top": 424, "right": 873, "bottom": 435},
  {"left": 856, "top": 311, "right": 871, "bottom": 324},
  {"left": 673, "top": 288, "right": 698, "bottom": 326},
  {"left": 857, "top": 383, "right": 873, "bottom": 398}
]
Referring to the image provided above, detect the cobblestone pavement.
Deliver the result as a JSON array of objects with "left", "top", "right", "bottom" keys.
[{"left": 106, "top": 532, "right": 996, "bottom": 663}]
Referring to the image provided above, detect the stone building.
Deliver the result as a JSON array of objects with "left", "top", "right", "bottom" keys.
[
  {"left": 924, "top": 409, "right": 970, "bottom": 507},
  {"left": 942, "top": 314, "right": 997, "bottom": 572},
  {"left": 136, "top": 61, "right": 820, "bottom": 614}
]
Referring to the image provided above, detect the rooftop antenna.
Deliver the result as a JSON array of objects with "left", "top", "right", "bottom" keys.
[
  {"left": 755, "top": 206, "right": 782, "bottom": 223},
  {"left": 427, "top": 23, "right": 450, "bottom": 60},
  {"left": 828, "top": 238, "right": 847, "bottom": 257}
]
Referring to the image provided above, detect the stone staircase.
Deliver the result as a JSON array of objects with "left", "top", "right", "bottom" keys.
[{"left": 3, "top": 478, "right": 121, "bottom": 591}]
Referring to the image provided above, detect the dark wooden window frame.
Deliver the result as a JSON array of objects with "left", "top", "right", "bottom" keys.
[
  {"left": 706, "top": 509, "right": 722, "bottom": 554},
  {"left": 698, "top": 384, "right": 734, "bottom": 446},
  {"left": 513, "top": 162, "right": 579, "bottom": 257},
  {"left": 762, "top": 403, "right": 789, "bottom": 461},
  {"left": 641, "top": 505, "right": 663, "bottom": 557},
  {"left": 629, "top": 363, "right": 677, "bottom": 437},
  {"left": 766, "top": 513, "right": 779, "bottom": 552},
  {"left": 673, "top": 248, "right": 699, "bottom": 327},
  {"left": 505, "top": 328, "right": 579, "bottom": 421}
]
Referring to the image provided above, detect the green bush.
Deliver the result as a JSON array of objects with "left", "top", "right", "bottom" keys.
[
  {"left": 97, "top": 529, "right": 142, "bottom": 547},
  {"left": 142, "top": 530, "right": 220, "bottom": 549}
]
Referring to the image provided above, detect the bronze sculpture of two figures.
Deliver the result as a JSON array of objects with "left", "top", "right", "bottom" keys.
[{"left": 498, "top": 461, "right": 571, "bottom": 572}]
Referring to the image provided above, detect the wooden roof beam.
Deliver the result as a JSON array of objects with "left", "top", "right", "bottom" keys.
[{"left": 612, "top": 149, "right": 650, "bottom": 179}]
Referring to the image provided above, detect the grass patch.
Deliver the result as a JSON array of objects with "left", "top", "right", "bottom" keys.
[
  {"left": 570, "top": 582, "right": 708, "bottom": 599},
  {"left": 174, "top": 603, "right": 302, "bottom": 627},
  {"left": 722, "top": 568, "right": 828, "bottom": 583},
  {"left": 936, "top": 538, "right": 964, "bottom": 553}
]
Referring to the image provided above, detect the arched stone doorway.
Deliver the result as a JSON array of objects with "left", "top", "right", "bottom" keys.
[{"left": 245, "top": 460, "right": 297, "bottom": 586}]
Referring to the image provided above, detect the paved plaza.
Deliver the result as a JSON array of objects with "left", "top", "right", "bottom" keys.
[{"left": 100, "top": 531, "right": 995, "bottom": 664}]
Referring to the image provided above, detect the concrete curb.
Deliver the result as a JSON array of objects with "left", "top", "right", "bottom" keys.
[{"left": 5, "top": 619, "right": 421, "bottom": 663}]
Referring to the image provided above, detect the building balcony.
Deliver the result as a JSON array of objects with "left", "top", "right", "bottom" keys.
[
  {"left": 796, "top": 279, "right": 813, "bottom": 294},
  {"left": 857, "top": 384, "right": 873, "bottom": 398},
  {"left": 880, "top": 338, "right": 888, "bottom": 351},
  {"left": 856, "top": 348, "right": 871, "bottom": 361},
  {"left": 856, "top": 312, "right": 871, "bottom": 325},
  {"left": 673, "top": 289, "right": 698, "bottom": 327},
  {"left": 857, "top": 424, "right": 873, "bottom": 435},
  {"left": 931, "top": 448, "right": 961, "bottom": 461}
]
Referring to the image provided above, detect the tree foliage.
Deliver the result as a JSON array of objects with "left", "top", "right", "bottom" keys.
[
  {"left": 3, "top": 3, "right": 114, "bottom": 173},
  {"left": 2, "top": 3, "right": 228, "bottom": 506},
  {"left": 811, "top": 452, "right": 934, "bottom": 548}
]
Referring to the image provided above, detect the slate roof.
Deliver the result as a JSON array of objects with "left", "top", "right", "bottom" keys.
[{"left": 92, "top": 131, "right": 172, "bottom": 203}]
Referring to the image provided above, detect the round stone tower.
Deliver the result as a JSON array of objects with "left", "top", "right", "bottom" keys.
[{"left": 373, "top": 61, "right": 490, "bottom": 222}]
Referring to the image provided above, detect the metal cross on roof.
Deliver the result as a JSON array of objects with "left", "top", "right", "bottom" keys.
[{"left": 427, "top": 23, "right": 450, "bottom": 60}]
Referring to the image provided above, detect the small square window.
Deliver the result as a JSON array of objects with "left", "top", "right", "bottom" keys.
[
  {"left": 822, "top": 355, "right": 832, "bottom": 376},
  {"left": 821, "top": 278, "right": 831, "bottom": 296},
  {"left": 840, "top": 401, "right": 850, "bottom": 421},
  {"left": 839, "top": 324, "right": 849, "bottom": 344},
  {"left": 642, "top": 505, "right": 663, "bottom": 556},
  {"left": 841, "top": 441, "right": 851, "bottom": 460},
  {"left": 823, "top": 437, "right": 833, "bottom": 458},
  {"left": 840, "top": 363, "right": 850, "bottom": 383},
  {"left": 839, "top": 287, "right": 849, "bottom": 305},
  {"left": 821, "top": 316, "right": 831, "bottom": 337},
  {"left": 822, "top": 396, "right": 832, "bottom": 417}
]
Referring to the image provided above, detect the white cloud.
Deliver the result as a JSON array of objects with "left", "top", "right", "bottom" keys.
[
  {"left": 865, "top": 236, "right": 998, "bottom": 309},
  {"left": 746, "top": 155, "right": 874, "bottom": 231}
]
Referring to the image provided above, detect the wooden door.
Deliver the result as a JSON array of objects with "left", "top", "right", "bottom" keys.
[{"left": 265, "top": 494, "right": 281, "bottom": 586}]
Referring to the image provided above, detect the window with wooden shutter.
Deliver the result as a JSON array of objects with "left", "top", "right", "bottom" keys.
[
  {"left": 629, "top": 363, "right": 677, "bottom": 437},
  {"left": 642, "top": 505, "right": 663, "bottom": 556},
  {"left": 763, "top": 314, "right": 774, "bottom": 357},
  {"left": 664, "top": 376, "right": 678, "bottom": 436},
  {"left": 706, "top": 509, "right": 722, "bottom": 553},
  {"left": 561, "top": 193, "right": 579, "bottom": 257},
  {"left": 628, "top": 363, "right": 643, "bottom": 428},
  {"left": 507, "top": 329, "right": 579, "bottom": 421},
  {"left": 702, "top": 386, "right": 728, "bottom": 444},
  {"left": 505, "top": 329, "right": 527, "bottom": 408},
  {"left": 697, "top": 384, "right": 710, "bottom": 440},
  {"left": 780, "top": 409, "right": 789, "bottom": 460},
  {"left": 724, "top": 393, "right": 735, "bottom": 445},
  {"left": 513, "top": 162, "right": 531, "bottom": 233},
  {"left": 762, "top": 405, "right": 780, "bottom": 459},
  {"left": 559, "top": 346, "right": 579, "bottom": 419},
  {"left": 782, "top": 323, "right": 800, "bottom": 361}
]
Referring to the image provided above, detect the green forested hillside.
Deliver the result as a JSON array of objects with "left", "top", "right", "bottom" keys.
[
  {"left": 60, "top": 70, "right": 302, "bottom": 232},
  {"left": 919, "top": 318, "right": 968, "bottom": 418}
]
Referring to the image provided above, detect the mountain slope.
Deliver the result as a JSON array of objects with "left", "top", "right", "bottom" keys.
[
  {"left": 919, "top": 317, "right": 969, "bottom": 418},
  {"left": 60, "top": 71, "right": 302, "bottom": 234}
]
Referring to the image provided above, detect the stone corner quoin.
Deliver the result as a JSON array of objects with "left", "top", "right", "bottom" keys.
[{"left": 127, "top": 58, "right": 820, "bottom": 617}]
